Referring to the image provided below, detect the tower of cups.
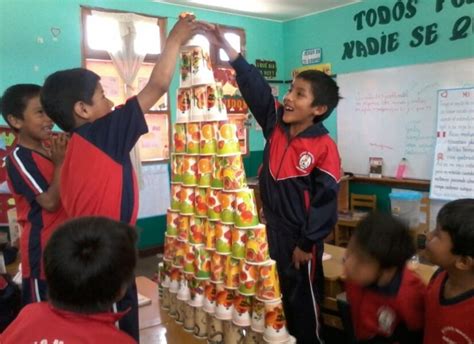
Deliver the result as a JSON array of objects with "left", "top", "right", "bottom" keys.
[{"left": 158, "top": 40, "right": 293, "bottom": 344}]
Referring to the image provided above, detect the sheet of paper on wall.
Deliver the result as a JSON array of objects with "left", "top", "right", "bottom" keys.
[{"left": 138, "top": 164, "right": 170, "bottom": 218}]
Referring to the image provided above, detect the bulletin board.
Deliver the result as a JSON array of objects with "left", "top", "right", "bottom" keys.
[{"left": 337, "top": 58, "right": 474, "bottom": 180}]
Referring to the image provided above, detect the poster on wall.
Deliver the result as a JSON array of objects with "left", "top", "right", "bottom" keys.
[
  {"left": 292, "top": 63, "right": 332, "bottom": 77},
  {"left": 228, "top": 114, "right": 249, "bottom": 156},
  {"left": 138, "top": 114, "right": 170, "bottom": 162}
]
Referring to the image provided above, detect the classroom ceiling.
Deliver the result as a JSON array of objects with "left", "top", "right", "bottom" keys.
[{"left": 154, "top": 0, "right": 361, "bottom": 21}]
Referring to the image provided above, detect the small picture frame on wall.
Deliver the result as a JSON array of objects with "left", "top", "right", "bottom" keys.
[{"left": 369, "top": 157, "right": 383, "bottom": 178}]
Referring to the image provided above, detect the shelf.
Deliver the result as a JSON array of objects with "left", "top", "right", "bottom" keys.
[{"left": 352, "top": 175, "right": 430, "bottom": 191}]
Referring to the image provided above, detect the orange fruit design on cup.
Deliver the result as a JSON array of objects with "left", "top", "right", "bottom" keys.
[
  {"left": 201, "top": 123, "right": 214, "bottom": 140},
  {"left": 220, "top": 124, "right": 234, "bottom": 140},
  {"left": 198, "top": 157, "right": 212, "bottom": 174}
]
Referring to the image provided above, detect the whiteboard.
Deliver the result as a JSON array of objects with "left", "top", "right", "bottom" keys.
[
  {"left": 337, "top": 58, "right": 474, "bottom": 180},
  {"left": 430, "top": 87, "right": 474, "bottom": 200}
]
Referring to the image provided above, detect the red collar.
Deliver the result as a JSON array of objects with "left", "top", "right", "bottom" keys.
[{"left": 48, "top": 303, "right": 130, "bottom": 323}]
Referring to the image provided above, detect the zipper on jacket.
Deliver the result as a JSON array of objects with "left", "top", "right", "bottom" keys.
[{"left": 275, "top": 138, "right": 293, "bottom": 179}]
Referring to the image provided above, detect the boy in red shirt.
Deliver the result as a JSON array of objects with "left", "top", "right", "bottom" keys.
[
  {"left": 343, "top": 212, "right": 426, "bottom": 343},
  {"left": 1, "top": 217, "right": 138, "bottom": 343},
  {"left": 1, "top": 84, "right": 68, "bottom": 305},
  {"left": 423, "top": 198, "right": 474, "bottom": 344},
  {"left": 40, "top": 16, "right": 205, "bottom": 340}
]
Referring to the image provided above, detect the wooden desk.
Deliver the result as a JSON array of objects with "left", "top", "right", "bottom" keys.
[{"left": 136, "top": 276, "right": 203, "bottom": 344}]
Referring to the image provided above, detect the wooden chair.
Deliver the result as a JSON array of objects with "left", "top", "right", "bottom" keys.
[
  {"left": 350, "top": 193, "right": 377, "bottom": 212},
  {"left": 335, "top": 193, "right": 377, "bottom": 246}
]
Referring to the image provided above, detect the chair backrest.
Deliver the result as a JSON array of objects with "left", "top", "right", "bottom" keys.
[
  {"left": 418, "top": 196, "right": 430, "bottom": 234},
  {"left": 350, "top": 193, "right": 377, "bottom": 212}
]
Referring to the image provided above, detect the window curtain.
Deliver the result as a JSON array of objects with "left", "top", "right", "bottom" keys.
[{"left": 91, "top": 11, "right": 158, "bottom": 189}]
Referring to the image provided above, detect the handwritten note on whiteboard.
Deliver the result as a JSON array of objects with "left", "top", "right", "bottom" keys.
[
  {"left": 430, "top": 88, "right": 474, "bottom": 200},
  {"left": 337, "top": 58, "right": 474, "bottom": 179}
]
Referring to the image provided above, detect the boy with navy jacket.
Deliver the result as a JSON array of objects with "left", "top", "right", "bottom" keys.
[
  {"left": 40, "top": 16, "right": 204, "bottom": 340},
  {"left": 1, "top": 84, "right": 68, "bottom": 305},
  {"left": 206, "top": 26, "right": 341, "bottom": 343}
]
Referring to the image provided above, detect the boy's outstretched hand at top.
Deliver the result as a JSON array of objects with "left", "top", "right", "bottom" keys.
[
  {"left": 137, "top": 14, "right": 208, "bottom": 114},
  {"left": 201, "top": 23, "right": 240, "bottom": 62},
  {"left": 168, "top": 13, "right": 200, "bottom": 46}
]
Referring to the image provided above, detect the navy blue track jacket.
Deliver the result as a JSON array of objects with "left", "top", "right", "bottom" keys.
[{"left": 231, "top": 55, "right": 341, "bottom": 252}]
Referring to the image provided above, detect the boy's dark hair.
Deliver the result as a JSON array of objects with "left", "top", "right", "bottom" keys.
[
  {"left": 437, "top": 198, "right": 474, "bottom": 257},
  {"left": 0, "top": 84, "right": 41, "bottom": 131},
  {"left": 295, "top": 70, "right": 340, "bottom": 122},
  {"left": 353, "top": 212, "right": 415, "bottom": 269},
  {"left": 40, "top": 68, "right": 100, "bottom": 132},
  {"left": 44, "top": 216, "right": 137, "bottom": 314}
]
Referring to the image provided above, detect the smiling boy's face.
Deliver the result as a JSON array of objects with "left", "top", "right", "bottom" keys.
[
  {"left": 282, "top": 78, "right": 318, "bottom": 126},
  {"left": 11, "top": 95, "right": 53, "bottom": 142}
]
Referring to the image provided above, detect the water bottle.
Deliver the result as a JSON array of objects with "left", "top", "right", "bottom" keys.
[{"left": 395, "top": 158, "right": 408, "bottom": 179}]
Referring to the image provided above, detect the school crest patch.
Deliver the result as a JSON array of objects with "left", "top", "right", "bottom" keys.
[{"left": 297, "top": 152, "right": 314, "bottom": 172}]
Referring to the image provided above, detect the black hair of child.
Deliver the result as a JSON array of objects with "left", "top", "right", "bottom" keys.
[
  {"left": 41, "top": 68, "right": 100, "bottom": 132},
  {"left": 353, "top": 212, "right": 415, "bottom": 269},
  {"left": 44, "top": 216, "right": 137, "bottom": 314},
  {"left": 437, "top": 198, "right": 474, "bottom": 257},
  {"left": 295, "top": 70, "right": 341, "bottom": 123},
  {"left": 0, "top": 84, "right": 42, "bottom": 131}
]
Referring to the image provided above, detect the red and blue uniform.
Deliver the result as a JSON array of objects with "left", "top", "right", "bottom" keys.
[
  {"left": 1, "top": 302, "right": 136, "bottom": 343},
  {"left": 231, "top": 55, "right": 341, "bottom": 344},
  {"left": 5, "top": 146, "right": 68, "bottom": 305},
  {"left": 345, "top": 267, "right": 426, "bottom": 343},
  {"left": 61, "top": 96, "right": 147, "bottom": 224},
  {"left": 424, "top": 269, "right": 474, "bottom": 344},
  {"left": 60, "top": 96, "right": 148, "bottom": 341}
]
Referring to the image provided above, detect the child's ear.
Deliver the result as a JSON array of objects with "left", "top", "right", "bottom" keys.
[
  {"left": 312, "top": 104, "right": 327, "bottom": 118},
  {"left": 455, "top": 256, "right": 473, "bottom": 271},
  {"left": 6, "top": 114, "right": 23, "bottom": 130},
  {"left": 73, "top": 101, "right": 92, "bottom": 120}
]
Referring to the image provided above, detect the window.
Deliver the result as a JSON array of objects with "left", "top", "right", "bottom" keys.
[{"left": 81, "top": 7, "right": 170, "bottom": 162}]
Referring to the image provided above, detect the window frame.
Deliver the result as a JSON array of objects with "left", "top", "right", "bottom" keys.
[
  {"left": 81, "top": 6, "right": 171, "bottom": 163},
  {"left": 211, "top": 25, "right": 246, "bottom": 67}
]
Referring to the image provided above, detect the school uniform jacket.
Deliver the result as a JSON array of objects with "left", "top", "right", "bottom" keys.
[
  {"left": 5, "top": 146, "right": 68, "bottom": 280},
  {"left": 60, "top": 96, "right": 148, "bottom": 225},
  {"left": 0, "top": 302, "right": 136, "bottom": 343},
  {"left": 230, "top": 55, "right": 341, "bottom": 253},
  {"left": 424, "top": 269, "right": 474, "bottom": 344},
  {"left": 345, "top": 267, "right": 426, "bottom": 343}
]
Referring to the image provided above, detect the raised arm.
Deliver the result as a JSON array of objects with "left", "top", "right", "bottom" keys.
[{"left": 137, "top": 15, "right": 202, "bottom": 113}]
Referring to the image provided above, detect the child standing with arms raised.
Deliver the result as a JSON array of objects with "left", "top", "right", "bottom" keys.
[
  {"left": 206, "top": 25, "right": 341, "bottom": 343},
  {"left": 40, "top": 15, "right": 206, "bottom": 340}
]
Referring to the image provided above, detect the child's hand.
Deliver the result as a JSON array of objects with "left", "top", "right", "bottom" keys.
[
  {"left": 202, "top": 24, "right": 239, "bottom": 62},
  {"left": 292, "top": 246, "right": 312, "bottom": 270},
  {"left": 168, "top": 14, "right": 201, "bottom": 46},
  {"left": 50, "top": 133, "right": 69, "bottom": 166}
]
